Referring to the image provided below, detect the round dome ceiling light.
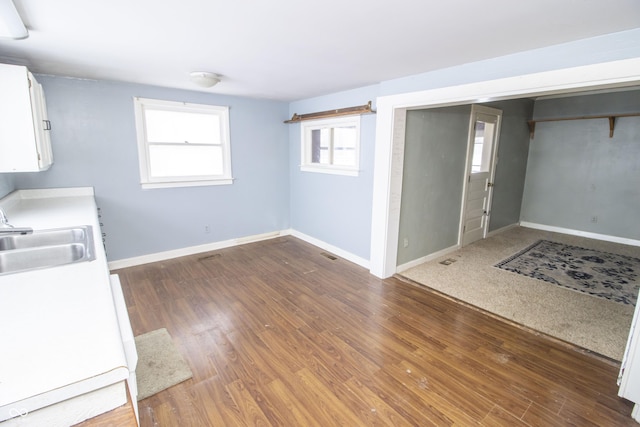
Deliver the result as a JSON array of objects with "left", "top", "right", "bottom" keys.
[{"left": 189, "top": 71, "right": 221, "bottom": 88}]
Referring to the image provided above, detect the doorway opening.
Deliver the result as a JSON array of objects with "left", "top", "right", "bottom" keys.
[{"left": 369, "top": 57, "right": 640, "bottom": 279}]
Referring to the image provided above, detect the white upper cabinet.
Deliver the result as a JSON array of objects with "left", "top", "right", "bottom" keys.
[{"left": 0, "top": 63, "right": 53, "bottom": 172}]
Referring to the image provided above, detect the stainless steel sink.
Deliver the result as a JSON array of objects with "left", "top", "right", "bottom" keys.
[
  {"left": 0, "top": 226, "right": 91, "bottom": 250},
  {"left": 0, "top": 226, "right": 95, "bottom": 275}
]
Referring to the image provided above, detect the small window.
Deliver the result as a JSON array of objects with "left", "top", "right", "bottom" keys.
[
  {"left": 471, "top": 119, "right": 496, "bottom": 173},
  {"left": 133, "top": 97, "right": 233, "bottom": 189},
  {"left": 300, "top": 116, "right": 360, "bottom": 176}
]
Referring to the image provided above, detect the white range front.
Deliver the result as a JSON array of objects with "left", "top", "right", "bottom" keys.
[{"left": 0, "top": 188, "right": 134, "bottom": 425}]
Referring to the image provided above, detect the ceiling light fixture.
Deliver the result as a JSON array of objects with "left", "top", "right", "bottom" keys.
[
  {"left": 189, "top": 71, "right": 221, "bottom": 88},
  {"left": 0, "top": 0, "right": 28, "bottom": 40}
]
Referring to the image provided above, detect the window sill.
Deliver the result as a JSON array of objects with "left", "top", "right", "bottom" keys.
[
  {"left": 141, "top": 178, "right": 234, "bottom": 189},
  {"left": 300, "top": 166, "right": 359, "bottom": 177}
]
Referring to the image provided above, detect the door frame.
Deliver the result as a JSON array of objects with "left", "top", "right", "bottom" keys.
[
  {"left": 369, "top": 57, "right": 640, "bottom": 279},
  {"left": 459, "top": 105, "right": 503, "bottom": 246}
]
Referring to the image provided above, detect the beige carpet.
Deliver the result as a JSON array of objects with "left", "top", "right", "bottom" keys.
[
  {"left": 135, "top": 328, "right": 193, "bottom": 400},
  {"left": 400, "top": 226, "right": 639, "bottom": 361}
]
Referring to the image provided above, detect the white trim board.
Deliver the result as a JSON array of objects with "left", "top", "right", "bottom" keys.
[
  {"left": 396, "top": 223, "right": 520, "bottom": 273},
  {"left": 289, "top": 230, "right": 370, "bottom": 270},
  {"left": 487, "top": 223, "right": 520, "bottom": 238},
  {"left": 108, "top": 228, "right": 371, "bottom": 271},
  {"left": 394, "top": 222, "right": 640, "bottom": 275},
  {"left": 369, "top": 57, "right": 640, "bottom": 279},
  {"left": 108, "top": 230, "right": 291, "bottom": 270},
  {"left": 520, "top": 222, "right": 640, "bottom": 248},
  {"left": 396, "top": 244, "right": 459, "bottom": 274}
]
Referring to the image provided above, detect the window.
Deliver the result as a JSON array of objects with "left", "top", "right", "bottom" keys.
[
  {"left": 300, "top": 116, "right": 360, "bottom": 176},
  {"left": 470, "top": 119, "right": 496, "bottom": 173},
  {"left": 133, "top": 97, "right": 233, "bottom": 189}
]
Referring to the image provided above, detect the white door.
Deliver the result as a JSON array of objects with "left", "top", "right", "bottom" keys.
[{"left": 460, "top": 105, "right": 502, "bottom": 246}]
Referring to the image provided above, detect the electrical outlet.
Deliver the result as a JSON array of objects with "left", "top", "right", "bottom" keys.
[
  {"left": 403, "top": 237, "right": 409, "bottom": 248},
  {"left": 204, "top": 225, "right": 210, "bottom": 233},
  {"left": 590, "top": 216, "right": 598, "bottom": 223}
]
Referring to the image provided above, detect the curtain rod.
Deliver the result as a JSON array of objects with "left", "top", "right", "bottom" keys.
[{"left": 284, "top": 101, "right": 375, "bottom": 123}]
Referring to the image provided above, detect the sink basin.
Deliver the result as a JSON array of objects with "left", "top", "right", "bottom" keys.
[
  {"left": 0, "top": 226, "right": 91, "bottom": 250},
  {"left": 0, "top": 226, "right": 95, "bottom": 275}
]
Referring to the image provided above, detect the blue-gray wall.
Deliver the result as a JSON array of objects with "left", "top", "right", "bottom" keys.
[
  {"left": 0, "top": 174, "right": 14, "bottom": 199},
  {"left": 13, "top": 76, "right": 290, "bottom": 261},
  {"left": 397, "top": 106, "right": 471, "bottom": 265},
  {"left": 485, "top": 99, "right": 535, "bottom": 231},
  {"left": 288, "top": 85, "right": 379, "bottom": 261},
  {"left": 521, "top": 90, "right": 640, "bottom": 240}
]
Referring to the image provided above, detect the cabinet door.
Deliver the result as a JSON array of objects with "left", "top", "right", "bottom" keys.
[
  {"left": 0, "top": 64, "right": 53, "bottom": 172},
  {"left": 28, "top": 74, "right": 53, "bottom": 170}
]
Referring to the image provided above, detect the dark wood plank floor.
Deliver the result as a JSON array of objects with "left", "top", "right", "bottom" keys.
[{"left": 114, "top": 236, "right": 636, "bottom": 426}]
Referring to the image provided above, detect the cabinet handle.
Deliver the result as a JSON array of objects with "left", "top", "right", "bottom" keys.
[{"left": 43, "top": 120, "right": 52, "bottom": 131}]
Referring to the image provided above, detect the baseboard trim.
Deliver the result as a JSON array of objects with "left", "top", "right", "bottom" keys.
[
  {"left": 108, "top": 229, "right": 292, "bottom": 270},
  {"left": 487, "top": 223, "right": 519, "bottom": 238},
  {"left": 289, "top": 230, "right": 370, "bottom": 270},
  {"left": 519, "top": 222, "right": 640, "bottom": 247},
  {"left": 396, "top": 244, "right": 459, "bottom": 273},
  {"left": 107, "top": 229, "right": 371, "bottom": 271}
]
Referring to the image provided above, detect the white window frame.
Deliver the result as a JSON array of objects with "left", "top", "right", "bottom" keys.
[
  {"left": 300, "top": 115, "right": 361, "bottom": 176},
  {"left": 133, "top": 97, "right": 233, "bottom": 189}
]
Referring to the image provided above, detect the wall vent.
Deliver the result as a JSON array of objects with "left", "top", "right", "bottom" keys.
[
  {"left": 198, "top": 253, "right": 222, "bottom": 261},
  {"left": 320, "top": 252, "right": 338, "bottom": 260}
]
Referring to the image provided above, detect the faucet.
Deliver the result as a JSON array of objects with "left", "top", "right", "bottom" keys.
[
  {"left": 0, "top": 208, "right": 8, "bottom": 226},
  {"left": 0, "top": 208, "right": 33, "bottom": 235}
]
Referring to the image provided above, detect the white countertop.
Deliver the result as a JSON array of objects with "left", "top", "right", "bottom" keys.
[{"left": 0, "top": 188, "right": 129, "bottom": 421}]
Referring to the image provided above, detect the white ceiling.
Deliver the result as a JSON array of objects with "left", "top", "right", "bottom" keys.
[{"left": 1, "top": 0, "right": 639, "bottom": 101}]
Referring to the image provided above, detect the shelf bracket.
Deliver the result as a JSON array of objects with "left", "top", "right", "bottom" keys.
[
  {"left": 608, "top": 116, "right": 616, "bottom": 138},
  {"left": 527, "top": 120, "right": 536, "bottom": 139}
]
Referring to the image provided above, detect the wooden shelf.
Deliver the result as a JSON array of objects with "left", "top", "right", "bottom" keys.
[
  {"left": 527, "top": 112, "right": 640, "bottom": 139},
  {"left": 284, "top": 101, "right": 375, "bottom": 123}
]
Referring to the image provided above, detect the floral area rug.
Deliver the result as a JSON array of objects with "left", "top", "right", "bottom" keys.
[{"left": 495, "top": 240, "right": 640, "bottom": 306}]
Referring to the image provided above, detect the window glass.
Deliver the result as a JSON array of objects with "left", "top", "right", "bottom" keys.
[
  {"left": 471, "top": 120, "right": 494, "bottom": 173},
  {"left": 332, "top": 126, "right": 357, "bottom": 166},
  {"left": 148, "top": 145, "right": 223, "bottom": 177},
  {"left": 471, "top": 121, "right": 486, "bottom": 172},
  {"left": 145, "top": 110, "right": 221, "bottom": 145}
]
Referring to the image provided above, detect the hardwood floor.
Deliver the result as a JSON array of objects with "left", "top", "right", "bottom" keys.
[{"left": 114, "top": 236, "right": 636, "bottom": 426}]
